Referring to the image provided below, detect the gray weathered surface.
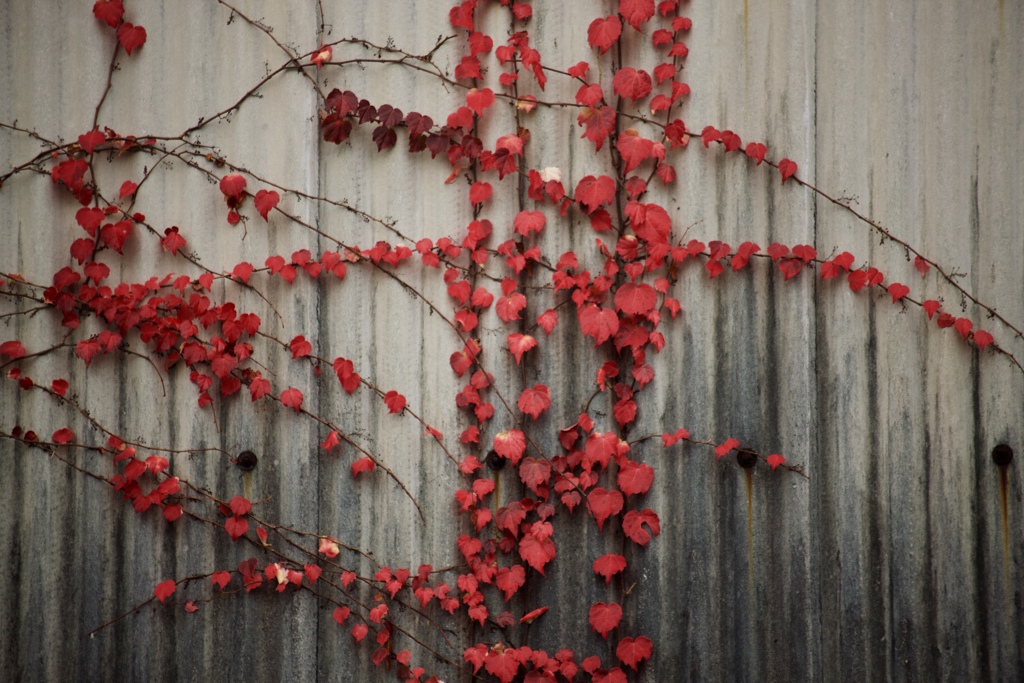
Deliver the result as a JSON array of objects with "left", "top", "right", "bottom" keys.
[{"left": 1, "top": 0, "right": 1021, "bottom": 681}]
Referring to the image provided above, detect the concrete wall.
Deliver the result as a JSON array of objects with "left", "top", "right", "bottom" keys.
[{"left": 0, "top": 0, "right": 1021, "bottom": 680}]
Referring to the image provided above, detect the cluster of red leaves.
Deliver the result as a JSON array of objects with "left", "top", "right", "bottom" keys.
[
  {"left": 104, "top": 436, "right": 182, "bottom": 520},
  {"left": 0, "top": 2, "right": 1006, "bottom": 682}
]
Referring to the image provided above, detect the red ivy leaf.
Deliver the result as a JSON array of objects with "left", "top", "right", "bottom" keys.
[
  {"left": 78, "top": 130, "right": 105, "bottom": 154},
  {"left": 953, "top": 317, "right": 973, "bottom": 340},
  {"left": 594, "top": 667, "right": 629, "bottom": 683},
  {"left": 914, "top": 255, "right": 931, "bottom": 277},
  {"left": 160, "top": 226, "right": 186, "bottom": 255},
  {"left": 249, "top": 376, "right": 271, "bottom": 401},
  {"left": 617, "top": 459, "right": 654, "bottom": 496},
  {"left": 593, "top": 554, "right": 628, "bottom": 583},
  {"left": 619, "top": 0, "right": 655, "bottom": 30},
  {"left": 614, "top": 283, "right": 657, "bottom": 315},
  {"left": 493, "top": 430, "right": 527, "bottom": 465},
  {"left": 351, "top": 456, "right": 375, "bottom": 478},
  {"left": 575, "top": 175, "right": 616, "bottom": 214},
  {"left": 587, "top": 488, "right": 624, "bottom": 531},
  {"left": 519, "top": 533, "right": 557, "bottom": 574},
  {"left": 93, "top": 0, "right": 124, "bottom": 28},
  {"left": 622, "top": 508, "right": 660, "bottom": 546},
  {"left": 484, "top": 648, "right": 521, "bottom": 683},
  {"left": 661, "top": 428, "right": 690, "bottom": 447},
  {"left": 766, "top": 242, "right": 789, "bottom": 262},
  {"left": 588, "top": 16, "right": 622, "bottom": 54},
  {"left": 465, "top": 646, "right": 487, "bottom": 673},
  {"left": 578, "top": 304, "right": 619, "bottom": 346},
  {"left": 219, "top": 174, "right": 246, "bottom": 199},
  {"left": 320, "top": 538, "right": 341, "bottom": 558},
  {"left": 833, "top": 251, "right": 856, "bottom": 271},
  {"left": 536, "top": 309, "right": 557, "bottom": 336},
  {"left": 211, "top": 571, "right": 231, "bottom": 590},
  {"left": 83, "top": 261, "right": 110, "bottom": 284},
  {"left": 518, "top": 384, "right": 552, "bottom": 420},
  {"left": 231, "top": 261, "right": 254, "bottom": 283},
  {"left": 923, "top": 300, "right": 941, "bottom": 319},
  {"left": 653, "top": 62, "right": 675, "bottom": 84},
  {"left": 589, "top": 602, "right": 623, "bottom": 639},
  {"left": 821, "top": 252, "right": 855, "bottom": 279},
  {"left": 513, "top": 210, "right": 546, "bottom": 237},
  {"left": 369, "top": 603, "right": 388, "bottom": 624},
  {"left": 75, "top": 339, "right": 102, "bottom": 366},
  {"left": 568, "top": 61, "right": 590, "bottom": 79},
  {"left": 778, "top": 158, "right": 798, "bottom": 182},
  {"left": 224, "top": 516, "right": 248, "bottom": 541},
  {"left": 311, "top": 45, "right": 332, "bottom": 68},
  {"left": 301, "top": 564, "right": 321, "bottom": 585},
  {"left": 254, "top": 190, "right": 280, "bottom": 221},
  {"left": 229, "top": 496, "right": 252, "bottom": 517},
  {"left": 519, "top": 457, "right": 551, "bottom": 497},
  {"left": 153, "top": 579, "right": 176, "bottom": 604},
  {"left": 612, "top": 68, "right": 652, "bottom": 101},
  {"left": 116, "top": 22, "right": 147, "bottom": 56},
  {"left": 496, "top": 289, "right": 527, "bottom": 322},
  {"left": 778, "top": 258, "right": 803, "bottom": 281},
  {"left": 577, "top": 83, "right": 598, "bottom": 108},
  {"left": 651, "top": 29, "right": 673, "bottom": 47},
  {"left": 321, "top": 113, "right": 352, "bottom": 144},
  {"left": 715, "top": 437, "right": 740, "bottom": 459},
  {"left": 616, "top": 129, "right": 653, "bottom": 173},
  {"left": 613, "top": 397, "right": 637, "bottom": 428},
  {"left": 767, "top": 453, "right": 786, "bottom": 470},
  {"left": 280, "top": 387, "right": 304, "bottom": 411},
  {"left": 720, "top": 130, "right": 742, "bottom": 152},
  {"left": 0, "top": 340, "right": 26, "bottom": 359},
  {"left": 466, "top": 87, "right": 495, "bottom": 116},
  {"left": 616, "top": 636, "right": 653, "bottom": 670},
  {"left": 52, "top": 428, "right": 74, "bottom": 445},
  {"left": 745, "top": 142, "right": 767, "bottom": 165},
  {"left": 100, "top": 220, "right": 132, "bottom": 253},
  {"left": 469, "top": 181, "right": 492, "bottom": 205},
  {"left": 507, "top": 333, "right": 537, "bottom": 365},
  {"left": 888, "top": 282, "right": 910, "bottom": 302},
  {"left": 289, "top": 335, "right": 312, "bottom": 359},
  {"left": 320, "top": 430, "right": 340, "bottom": 452},
  {"left": 495, "top": 564, "right": 526, "bottom": 602},
  {"left": 578, "top": 106, "right": 618, "bottom": 150},
  {"left": 384, "top": 390, "right": 406, "bottom": 413},
  {"left": 700, "top": 126, "right": 721, "bottom": 148},
  {"left": 520, "top": 606, "right": 548, "bottom": 624},
  {"left": 333, "top": 357, "right": 361, "bottom": 393},
  {"left": 973, "top": 330, "right": 994, "bottom": 350},
  {"left": 848, "top": 267, "right": 884, "bottom": 292},
  {"left": 70, "top": 238, "right": 93, "bottom": 264},
  {"left": 791, "top": 244, "right": 816, "bottom": 263}
]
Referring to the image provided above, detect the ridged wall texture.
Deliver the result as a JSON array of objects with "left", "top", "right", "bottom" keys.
[{"left": 1, "top": 1, "right": 1022, "bottom": 681}]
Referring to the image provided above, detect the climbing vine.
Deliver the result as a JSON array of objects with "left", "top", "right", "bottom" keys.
[{"left": 0, "top": 1, "right": 1016, "bottom": 681}]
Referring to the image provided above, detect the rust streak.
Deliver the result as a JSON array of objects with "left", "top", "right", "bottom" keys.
[
  {"left": 998, "top": 464, "right": 1010, "bottom": 598},
  {"left": 745, "top": 467, "right": 754, "bottom": 592}
]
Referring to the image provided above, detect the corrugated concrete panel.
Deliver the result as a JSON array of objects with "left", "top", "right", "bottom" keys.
[{"left": 0, "top": 1, "right": 1021, "bottom": 681}]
